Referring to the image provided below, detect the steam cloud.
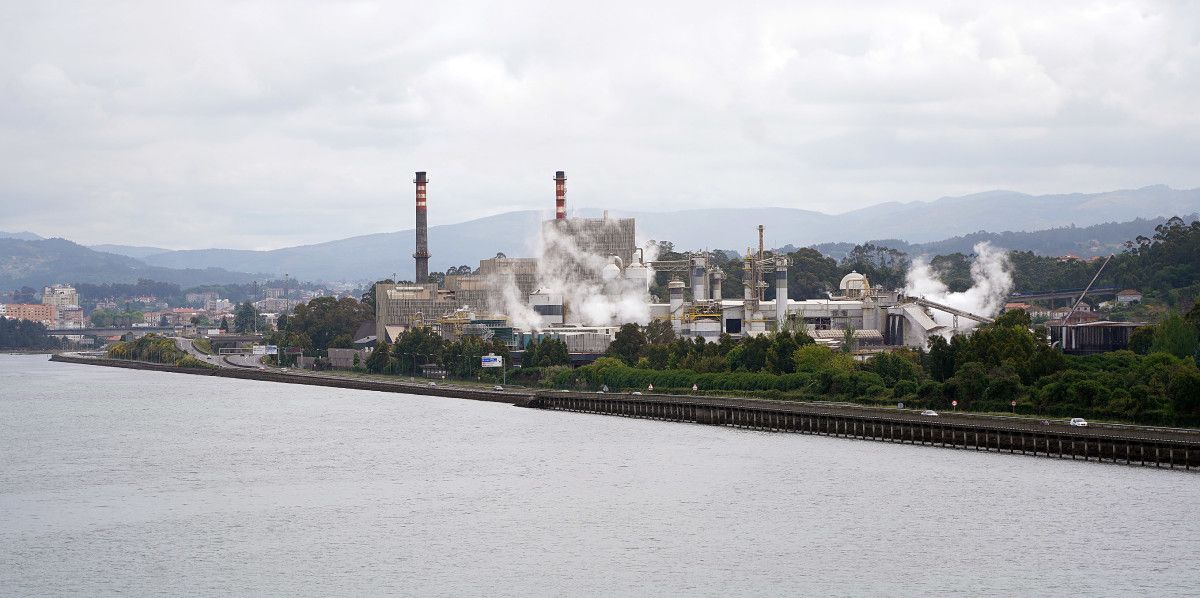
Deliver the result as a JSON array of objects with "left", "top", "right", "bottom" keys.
[
  {"left": 491, "top": 220, "right": 656, "bottom": 329},
  {"left": 905, "top": 241, "right": 1013, "bottom": 333}
]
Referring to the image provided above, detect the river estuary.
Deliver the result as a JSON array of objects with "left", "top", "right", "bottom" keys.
[{"left": 1, "top": 354, "right": 1197, "bottom": 596}]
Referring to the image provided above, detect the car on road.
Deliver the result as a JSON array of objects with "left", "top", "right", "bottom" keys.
[
  {"left": 493, "top": 385, "right": 503, "bottom": 391},
  {"left": 920, "top": 410, "right": 939, "bottom": 416},
  {"left": 1069, "top": 417, "right": 1089, "bottom": 427},
  {"left": 428, "top": 382, "right": 437, "bottom": 387},
  {"left": 631, "top": 391, "right": 642, "bottom": 395}
]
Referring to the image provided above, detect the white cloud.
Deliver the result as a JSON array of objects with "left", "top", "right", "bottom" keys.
[{"left": 0, "top": 0, "right": 1197, "bottom": 249}]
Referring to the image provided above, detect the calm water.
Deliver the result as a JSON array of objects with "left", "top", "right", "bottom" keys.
[{"left": 1, "top": 355, "right": 1197, "bottom": 597}]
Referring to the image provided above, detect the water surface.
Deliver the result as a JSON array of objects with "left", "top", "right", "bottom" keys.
[{"left": 1, "top": 355, "right": 1197, "bottom": 596}]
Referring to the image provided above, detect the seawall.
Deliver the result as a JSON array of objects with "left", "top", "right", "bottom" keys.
[
  {"left": 49, "top": 354, "right": 529, "bottom": 406},
  {"left": 50, "top": 354, "right": 1200, "bottom": 469}
]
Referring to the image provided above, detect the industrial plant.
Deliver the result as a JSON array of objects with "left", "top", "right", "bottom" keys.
[{"left": 375, "top": 171, "right": 1001, "bottom": 360}]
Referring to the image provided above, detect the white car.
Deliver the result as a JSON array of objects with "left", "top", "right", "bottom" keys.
[
  {"left": 920, "top": 410, "right": 939, "bottom": 416},
  {"left": 493, "top": 385, "right": 503, "bottom": 391},
  {"left": 1069, "top": 417, "right": 1088, "bottom": 427}
]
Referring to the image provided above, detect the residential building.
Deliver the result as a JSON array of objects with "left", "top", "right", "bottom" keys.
[
  {"left": 1, "top": 303, "right": 56, "bottom": 325},
  {"left": 1116, "top": 289, "right": 1143, "bottom": 304},
  {"left": 42, "top": 285, "right": 79, "bottom": 309}
]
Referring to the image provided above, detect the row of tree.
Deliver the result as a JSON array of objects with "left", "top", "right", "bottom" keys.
[
  {"left": 555, "top": 307, "right": 1199, "bottom": 426},
  {"left": 360, "top": 326, "right": 514, "bottom": 380},
  {"left": 0, "top": 317, "right": 64, "bottom": 350}
]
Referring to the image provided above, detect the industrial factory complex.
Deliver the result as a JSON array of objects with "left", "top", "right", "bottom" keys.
[{"left": 375, "top": 171, "right": 996, "bottom": 360}]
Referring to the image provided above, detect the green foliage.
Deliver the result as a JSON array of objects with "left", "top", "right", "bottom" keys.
[
  {"left": 89, "top": 309, "right": 144, "bottom": 328},
  {"left": 1149, "top": 313, "right": 1199, "bottom": 360},
  {"left": 106, "top": 334, "right": 185, "bottom": 364},
  {"left": 365, "top": 341, "right": 390, "bottom": 373},
  {"left": 177, "top": 355, "right": 217, "bottom": 369},
  {"left": 524, "top": 338, "right": 570, "bottom": 368},
  {"left": 0, "top": 316, "right": 65, "bottom": 350},
  {"left": 389, "top": 326, "right": 445, "bottom": 375},
  {"left": 606, "top": 323, "right": 646, "bottom": 366},
  {"left": 1128, "top": 326, "right": 1155, "bottom": 355},
  {"left": 282, "top": 296, "right": 372, "bottom": 356},
  {"left": 233, "top": 302, "right": 257, "bottom": 333},
  {"left": 191, "top": 338, "right": 213, "bottom": 355}
]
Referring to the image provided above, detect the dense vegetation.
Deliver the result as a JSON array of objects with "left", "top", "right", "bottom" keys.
[
  {"left": 0, "top": 316, "right": 64, "bottom": 350},
  {"left": 524, "top": 307, "right": 1200, "bottom": 426},
  {"left": 358, "top": 326, "right": 512, "bottom": 381},
  {"left": 106, "top": 333, "right": 213, "bottom": 368}
]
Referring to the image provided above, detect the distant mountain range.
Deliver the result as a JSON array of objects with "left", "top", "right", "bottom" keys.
[
  {"left": 0, "top": 238, "right": 260, "bottom": 289},
  {"left": 3, "top": 185, "right": 1198, "bottom": 286},
  {"left": 809, "top": 214, "right": 1200, "bottom": 261}
]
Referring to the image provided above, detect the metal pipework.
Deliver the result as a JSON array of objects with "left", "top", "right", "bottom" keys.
[
  {"left": 775, "top": 258, "right": 788, "bottom": 329},
  {"left": 413, "top": 171, "right": 430, "bottom": 283}
]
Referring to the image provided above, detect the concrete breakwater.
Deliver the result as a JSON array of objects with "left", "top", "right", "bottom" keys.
[
  {"left": 51, "top": 354, "right": 1199, "bottom": 469},
  {"left": 49, "top": 354, "right": 526, "bottom": 406},
  {"left": 529, "top": 392, "right": 1200, "bottom": 470}
]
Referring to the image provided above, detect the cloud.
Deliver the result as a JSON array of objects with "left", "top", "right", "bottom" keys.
[{"left": 0, "top": 1, "right": 1197, "bottom": 249}]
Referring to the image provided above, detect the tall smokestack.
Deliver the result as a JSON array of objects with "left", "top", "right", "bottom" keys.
[
  {"left": 554, "top": 171, "right": 566, "bottom": 220},
  {"left": 413, "top": 171, "right": 430, "bottom": 283}
]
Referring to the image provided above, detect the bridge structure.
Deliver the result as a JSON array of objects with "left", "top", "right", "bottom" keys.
[
  {"left": 1009, "top": 287, "right": 1120, "bottom": 305},
  {"left": 45, "top": 326, "right": 180, "bottom": 337}
]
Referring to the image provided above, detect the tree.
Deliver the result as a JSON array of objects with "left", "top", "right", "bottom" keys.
[
  {"left": 765, "top": 331, "right": 802, "bottom": 374},
  {"left": 1150, "top": 313, "right": 1199, "bottom": 359},
  {"left": 234, "top": 302, "right": 257, "bottom": 333},
  {"left": 359, "top": 279, "right": 394, "bottom": 313},
  {"left": 607, "top": 323, "right": 647, "bottom": 366},
  {"left": 925, "top": 335, "right": 955, "bottom": 382},
  {"left": 537, "top": 338, "right": 570, "bottom": 367},
  {"left": 219, "top": 316, "right": 229, "bottom": 331},
  {"left": 285, "top": 296, "right": 373, "bottom": 355},
  {"left": 644, "top": 319, "right": 675, "bottom": 345},
  {"left": 365, "top": 341, "right": 390, "bottom": 373}
]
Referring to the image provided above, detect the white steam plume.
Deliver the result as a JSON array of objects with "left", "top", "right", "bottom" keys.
[
  {"left": 905, "top": 241, "right": 1013, "bottom": 333},
  {"left": 489, "top": 221, "right": 656, "bottom": 329}
]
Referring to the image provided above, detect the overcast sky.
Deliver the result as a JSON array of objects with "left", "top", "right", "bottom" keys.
[{"left": 1, "top": 1, "right": 1198, "bottom": 250}]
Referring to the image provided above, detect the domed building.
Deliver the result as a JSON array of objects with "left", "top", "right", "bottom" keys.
[{"left": 838, "top": 271, "right": 871, "bottom": 298}]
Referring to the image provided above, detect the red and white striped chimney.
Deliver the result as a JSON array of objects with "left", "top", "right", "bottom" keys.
[{"left": 554, "top": 170, "right": 566, "bottom": 220}]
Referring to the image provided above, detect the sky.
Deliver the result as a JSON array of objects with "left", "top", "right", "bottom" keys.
[{"left": 1, "top": 1, "right": 1198, "bottom": 250}]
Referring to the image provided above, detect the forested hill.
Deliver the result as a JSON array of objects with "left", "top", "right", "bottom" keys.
[
  {"left": 809, "top": 214, "right": 1199, "bottom": 261},
  {"left": 0, "top": 238, "right": 261, "bottom": 288}
]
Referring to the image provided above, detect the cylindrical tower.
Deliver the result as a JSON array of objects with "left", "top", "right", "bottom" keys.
[
  {"left": 554, "top": 171, "right": 567, "bottom": 220},
  {"left": 690, "top": 255, "right": 707, "bottom": 302},
  {"left": 775, "top": 258, "right": 789, "bottom": 330},
  {"left": 413, "top": 171, "right": 430, "bottom": 283},
  {"left": 710, "top": 269, "right": 724, "bottom": 301},
  {"left": 669, "top": 279, "right": 685, "bottom": 332}
]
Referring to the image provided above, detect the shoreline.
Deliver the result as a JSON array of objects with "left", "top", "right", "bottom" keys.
[{"left": 46, "top": 354, "right": 1200, "bottom": 469}]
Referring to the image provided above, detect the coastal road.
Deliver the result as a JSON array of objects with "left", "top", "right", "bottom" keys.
[{"left": 172, "top": 337, "right": 265, "bottom": 370}]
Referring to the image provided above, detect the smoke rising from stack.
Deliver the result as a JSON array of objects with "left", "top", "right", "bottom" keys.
[{"left": 905, "top": 241, "right": 1013, "bottom": 333}]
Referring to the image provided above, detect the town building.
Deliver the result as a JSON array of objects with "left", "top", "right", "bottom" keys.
[
  {"left": 1116, "top": 289, "right": 1143, "bottom": 304},
  {"left": 0, "top": 303, "right": 56, "bottom": 325},
  {"left": 42, "top": 285, "right": 79, "bottom": 309}
]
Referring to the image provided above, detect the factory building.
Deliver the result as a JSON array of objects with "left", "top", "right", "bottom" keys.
[
  {"left": 541, "top": 213, "right": 637, "bottom": 271},
  {"left": 376, "top": 169, "right": 979, "bottom": 355}
]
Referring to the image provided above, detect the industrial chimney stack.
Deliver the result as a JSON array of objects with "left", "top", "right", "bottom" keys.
[
  {"left": 413, "top": 171, "right": 430, "bottom": 283},
  {"left": 554, "top": 171, "right": 567, "bottom": 220}
]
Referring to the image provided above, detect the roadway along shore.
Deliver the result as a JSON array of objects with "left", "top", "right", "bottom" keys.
[{"left": 48, "top": 353, "right": 1200, "bottom": 467}]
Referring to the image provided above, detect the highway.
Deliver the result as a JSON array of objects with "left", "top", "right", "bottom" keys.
[{"left": 172, "top": 337, "right": 266, "bottom": 370}]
